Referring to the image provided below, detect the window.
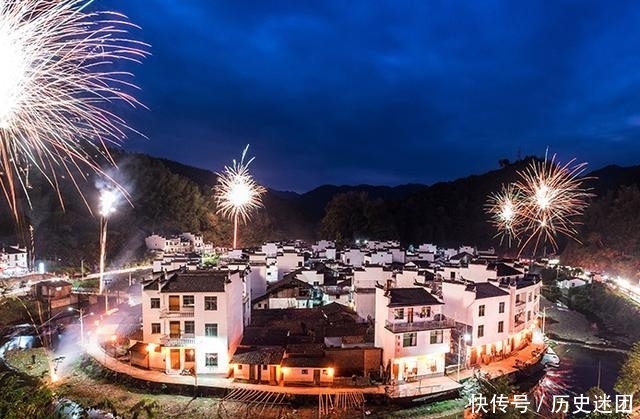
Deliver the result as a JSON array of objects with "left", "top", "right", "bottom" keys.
[
  {"left": 205, "top": 353, "right": 218, "bottom": 367},
  {"left": 421, "top": 306, "right": 431, "bottom": 318},
  {"left": 151, "top": 323, "right": 161, "bottom": 334},
  {"left": 184, "top": 321, "right": 195, "bottom": 334},
  {"left": 498, "top": 302, "right": 505, "bottom": 314},
  {"left": 301, "top": 369, "right": 309, "bottom": 375},
  {"left": 394, "top": 309, "right": 404, "bottom": 320},
  {"left": 150, "top": 298, "right": 160, "bottom": 309},
  {"left": 238, "top": 364, "right": 243, "bottom": 370},
  {"left": 205, "top": 323, "right": 218, "bottom": 337},
  {"left": 204, "top": 296, "right": 218, "bottom": 311},
  {"left": 402, "top": 332, "right": 417, "bottom": 347},
  {"left": 478, "top": 305, "right": 485, "bottom": 317},
  {"left": 430, "top": 330, "right": 443, "bottom": 344},
  {"left": 477, "top": 325, "right": 484, "bottom": 338},
  {"left": 185, "top": 349, "right": 195, "bottom": 362},
  {"left": 528, "top": 292, "right": 532, "bottom": 302},
  {"left": 262, "top": 365, "right": 268, "bottom": 370},
  {"left": 498, "top": 321, "right": 504, "bottom": 333},
  {"left": 527, "top": 311, "right": 531, "bottom": 321},
  {"left": 183, "top": 295, "right": 195, "bottom": 307}
]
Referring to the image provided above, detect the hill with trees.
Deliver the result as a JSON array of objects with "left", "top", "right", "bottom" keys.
[{"left": 0, "top": 152, "right": 639, "bottom": 280}]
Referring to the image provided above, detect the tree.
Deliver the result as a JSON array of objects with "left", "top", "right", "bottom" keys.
[{"left": 614, "top": 341, "right": 640, "bottom": 397}]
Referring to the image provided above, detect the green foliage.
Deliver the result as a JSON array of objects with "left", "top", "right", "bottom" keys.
[
  {"left": 568, "top": 283, "right": 640, "bottom": 342},
  {"left": 614, "top": 341, "right": 640, "bottom": 397},
  {"left": 0, "top": 372, "right": 54, "bottom": 419}
]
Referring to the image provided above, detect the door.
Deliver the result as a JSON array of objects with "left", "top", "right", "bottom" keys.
[
  {"left": 170, "top": 349, "right": 180, "bottom": 370},
  {"left": 249, "top": 364, "right": 256, "bottom": 381},
  {"left": 169, "top": 295, "right": 180, "bottom": 311},
  {"left": 270, "top": 366, "right": 277, "bottom": 384},
  {"left": 169, "top": 321, "right": 180, "bottom": 338},
  {"left": 313, "top": 369, "right": 321, "bottom": 385},
  {"left": 407, "top": 307, "right": 414, "bottom": 323}
]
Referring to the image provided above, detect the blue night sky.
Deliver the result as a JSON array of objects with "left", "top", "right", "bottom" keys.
[{"left": 103, "top": 0, "right": 640, "bottom": 192}]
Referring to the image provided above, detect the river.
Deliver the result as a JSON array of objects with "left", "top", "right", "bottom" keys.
[{"left": 528, "top": 342, "right": 628, "bottom": 417}]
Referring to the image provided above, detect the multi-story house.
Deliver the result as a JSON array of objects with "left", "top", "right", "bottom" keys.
[
  {"left": 441, "top": 280, "right": 511, "bottom": 366},
  {"left": 141, "top": 269, "right": 244, "bottom": 375},
  {"left": 374, "top": 286, "right": 454, "bottom": 382},
  {"left": 508, "top": 275, "right": 542, "bottom": 348},
  {"left": 0, "top": 245, "right": 29, "bottom": 276}
]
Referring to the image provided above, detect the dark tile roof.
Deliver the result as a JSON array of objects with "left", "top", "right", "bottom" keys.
[
  {"left": 495, "top": 263, "right": 523, "bottom": 277},
  {"left": 473, "top": 282, "right": 510, "bottom": 299},
  {"left": 387, "top": 287, "right": 442, "bottom": 307},
  {"left": 240, "top": 326, "right": 290, "bottom": 346},
  {"left": 231, "top": 347, "right": 284, "bottom": 365},
  {"left": 159, "top": 270, "right": 228, "bottom": 293},
  {"left": 282, "top": 356, "right": 332, "bottom": 368}
]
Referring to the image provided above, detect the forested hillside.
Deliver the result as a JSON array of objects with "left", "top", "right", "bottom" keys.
[{"left": 0, "top": 152, "right": 638, "bottom": 281}]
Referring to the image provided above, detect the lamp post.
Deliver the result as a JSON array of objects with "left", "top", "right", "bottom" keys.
[
  {"left": 98, "top": 190, "right": 116, "bottom": 312},
  {"left": 67, "top": 307, "right": 85, "bottom": 347},
  {"left": 457, "top": 332, "right": 471, "bottom": 382}
]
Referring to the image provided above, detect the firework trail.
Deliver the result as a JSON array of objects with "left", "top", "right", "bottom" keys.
[
  {"left": 486, "top": 152, "right": 593, "bottom": 256},
  {"left": 214, "top": 144, "right": 266, "bottom": 248},
  {"left": 0, "top": 0, "right": 148, "bottom": 219}
]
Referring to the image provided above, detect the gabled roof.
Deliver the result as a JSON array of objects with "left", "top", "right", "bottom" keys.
[
  {"left": 158, "top": 270, "right": 228, "bottom": 293},
  {"left": 386, "top": 287, "right": 442, "bottom": 307}
]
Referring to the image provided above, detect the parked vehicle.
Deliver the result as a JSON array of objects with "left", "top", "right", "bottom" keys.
[{"left": 541, "top": 347, "right": 560, "bottom": 368}]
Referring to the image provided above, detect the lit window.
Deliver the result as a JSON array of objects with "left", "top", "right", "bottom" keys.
[{"left": 185, "top": 349, "right": 195, "bottom": 362}]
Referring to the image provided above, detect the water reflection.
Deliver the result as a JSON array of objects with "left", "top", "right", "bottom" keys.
[{"left": 529, "top": 343, "right": 626, "bottom": 416}]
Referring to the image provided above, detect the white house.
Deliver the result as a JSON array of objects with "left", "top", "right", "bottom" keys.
[
  {"left": 442, "top": 281, "right": 512, "bottom": 366},
  {"left": 0, "top": 245, "right": 29, "bottom": 276},
  {"left": 374, "top": 286, "right": 454, "bottom": 382},
  {"left": 141, "top": 269, "right": 244, "bottom": 376},
  {"left": 276, "top": 250, "right": 304, "bottom": 280},
  {"left": 352, "top": 266, "right": 391, "bottom": 321},
  {"left": 341, "top": 249, "right": 365, "bottom": 268}
]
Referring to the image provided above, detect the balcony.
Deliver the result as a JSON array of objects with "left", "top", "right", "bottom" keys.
[
  {"left": 160, "top": 334, "right": 196, "bottom": 347},
  {"left": 385, "top": 318, "right": 455, "bottom": 333},
  {"left": 159, "top": 306, "right": 195, "bottom": 318}
]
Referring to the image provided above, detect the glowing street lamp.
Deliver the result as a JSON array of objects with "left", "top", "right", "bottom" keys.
[
  {"left": 98, "top": 190, "right": 116, "bottom": 312},
  {"left": 67, "top": 307, "right": 86, "bottom": 348},
  {"left": 457, "top": 333, "right": 471, "bottom": 382},
  {"left": 214, "top": 145, "right": 266, "bottom": 249}
]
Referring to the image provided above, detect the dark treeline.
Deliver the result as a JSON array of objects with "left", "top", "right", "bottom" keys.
[{"left": 0, "top": 153, "right": 639, "bottom": 281}]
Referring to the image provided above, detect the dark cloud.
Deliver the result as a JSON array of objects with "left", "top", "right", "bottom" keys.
[{"left": 104, "top": 0, "right": 640, "bottom": 191}]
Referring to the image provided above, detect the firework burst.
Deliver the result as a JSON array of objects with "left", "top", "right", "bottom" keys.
[
  {"left": 486, "top": 153, "right": 593, "bottom": 256},
  {"left": 214, "top": 145, "right": 266, "bottom": 248},
  {"left": 485, "top": 183, "right": 525, "bottom": 247},
  {"left": 0, "top": 0, "right": 148, "bottom": 219}
]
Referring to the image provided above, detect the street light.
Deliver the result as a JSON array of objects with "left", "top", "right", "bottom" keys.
[
  {"left": 98, "top": 190, "right": 116, "bottom": 312},
  {"left": 457, "top": 332, "right": 471, "bottom": 382},
  {"left": 67, "top": 307, "right": 86, "bottom": 348}
]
